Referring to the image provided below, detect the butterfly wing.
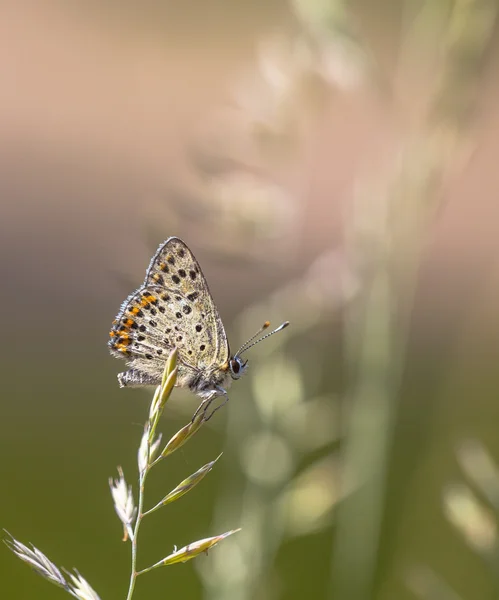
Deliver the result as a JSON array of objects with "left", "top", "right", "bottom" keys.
[{"left": 109, "top": 237, "right": 230, "bottom": 387}]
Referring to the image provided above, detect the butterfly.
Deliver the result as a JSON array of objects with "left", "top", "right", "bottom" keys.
[{"left": 109, "top": 237, "right": 289, "bottom": 417}]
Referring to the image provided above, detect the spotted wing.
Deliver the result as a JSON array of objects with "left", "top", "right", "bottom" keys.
[{"left": 109, "top": 237, "right": 229, "bottom": 380}]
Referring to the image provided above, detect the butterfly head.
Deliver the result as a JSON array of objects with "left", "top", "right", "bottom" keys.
[
  {"left": 230, "top": 320, "right": 290, "bottom": 380},
  {"left": 228, "top": 356, "right": 249, "bottom": 380}
]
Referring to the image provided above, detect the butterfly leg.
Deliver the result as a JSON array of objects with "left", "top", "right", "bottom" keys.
[
  {"left": 204, "top": 387, "right": 229, "bottom": 421},
  {"left": 192, "top": 388, "right": 229, "bottom": 422}
]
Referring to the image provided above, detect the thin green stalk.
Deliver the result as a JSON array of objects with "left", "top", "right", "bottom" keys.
[{"left": 126, "top": 462, "right": 149, "bottom": 600}]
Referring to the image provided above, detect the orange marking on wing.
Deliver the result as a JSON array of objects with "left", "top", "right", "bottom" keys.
[
  {"left": 140, "top": 294, "right": 156, "bottom": 306},
  {"left": 130, "top": 306, "right": 141, "bottom": 315}
]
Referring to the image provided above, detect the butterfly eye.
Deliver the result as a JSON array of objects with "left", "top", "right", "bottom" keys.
[{"left": 229, "top": 357, "right": 248, "bottom": 380}]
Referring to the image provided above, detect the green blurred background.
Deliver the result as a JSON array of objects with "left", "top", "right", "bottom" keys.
[{"left": 1, "top": 1, "right": 499, "bottom": 599}]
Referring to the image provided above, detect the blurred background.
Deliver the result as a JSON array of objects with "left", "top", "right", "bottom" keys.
[{"left": 1, "top": 1, "right": 499, "bottom": 599}]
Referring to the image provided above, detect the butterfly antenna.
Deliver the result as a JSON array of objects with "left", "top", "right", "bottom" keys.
[
  {"left": 235, "top": 321, "right": 290, "bottom": 357},
  {"left": 236, "top": 321, "right": 271, "bottom": 356}
]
